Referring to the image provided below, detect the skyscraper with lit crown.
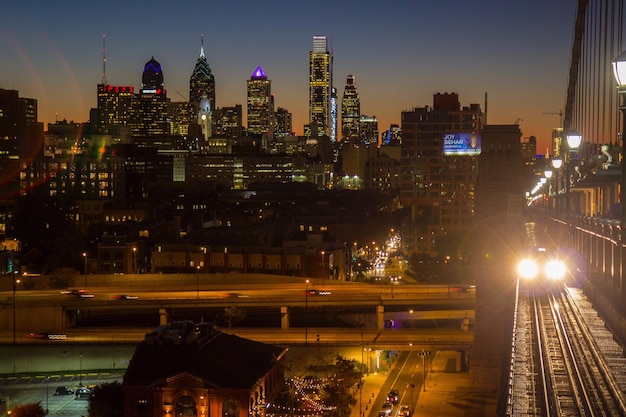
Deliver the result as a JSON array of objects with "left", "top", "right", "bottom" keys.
[
  {"left": 341, "top": 74, "right": 360, "bottom": 144},
  {"left": 247, "top": 66, "right": 273, "bottom": 139},
  {"left": 309, "top": 36, "right": 332, "bottom": 138},
  {"left": 189, "top": 35, "right": 216, "bottom": 111},
  {"left": 132, "top": 57, "right": 168, "bottom": 136}
]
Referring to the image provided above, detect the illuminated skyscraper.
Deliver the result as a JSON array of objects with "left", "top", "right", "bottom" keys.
[
  {"left": 274, "top": 107, "right": 292, "bottom": 136},
  {"left": 97, "top": 84, "right": 135, "bottom": 134},
  {"left": 309, "top": 36, "right": 332, "bottom": 137},
  {"left": 341, "top": 74, "right": 360, "bottom": 144},
  {"left": 132, "top": 57, "right": 169, "bottom": 136},
  {"left": 330, "top": 87, "right": 337, "bottom": 142},
  {"left": 247, "top": 66, "right": 273, "bottom": 138},
  {"left": 189, "top": 35, "right": 216, "bottom": 111}
]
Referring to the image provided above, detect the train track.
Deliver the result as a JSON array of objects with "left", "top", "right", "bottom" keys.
[{"left": 530, "top": 286, "right": 626, "bottom": 416}]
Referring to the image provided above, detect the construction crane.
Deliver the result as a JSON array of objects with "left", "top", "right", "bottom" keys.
[{"left": 540, "top": 109, "right": 563, "bottom": 128}]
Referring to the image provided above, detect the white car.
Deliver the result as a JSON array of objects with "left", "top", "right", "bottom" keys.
[{"left": 397, "top": 405, "right": 411, "bottom": 417}]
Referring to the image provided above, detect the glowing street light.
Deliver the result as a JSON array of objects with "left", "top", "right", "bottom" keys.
[
  {"left": 565, "top": 131, "right": 582, "bottom": 226},
  {"left": 305, "top": 279, "right": 309, "bottom": 345}
]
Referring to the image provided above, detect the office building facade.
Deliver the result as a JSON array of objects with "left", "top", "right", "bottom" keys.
[
  {"left": 341, "top": 74, "right": 360, "bottom": 144},
  {"left": 400, "top": 92, "right": 484, "bottom": 255},
  {"left": 309, "top": 36, "right": 332, "bottom": 138},
  {"left": 131, "top": 57, "right": 169, "bottom": 137},
  {"left": 247, "top": 66, "right": 273, "bottom": 138}
]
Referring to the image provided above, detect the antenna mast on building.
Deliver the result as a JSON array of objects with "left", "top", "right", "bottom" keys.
[{"left": 102, "top": 33, "right": 107, "bottom": 85}]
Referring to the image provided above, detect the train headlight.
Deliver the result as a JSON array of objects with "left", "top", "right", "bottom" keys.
[
  {"left": 518, "top": 259, "right": 539, "bottom": 279},
  {"left": 545, "top": 259, "right": 566, "bottom": 281}
]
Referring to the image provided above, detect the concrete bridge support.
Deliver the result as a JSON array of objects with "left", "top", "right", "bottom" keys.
[
  {"left": 159, "top": 308, "right": 168, "bottom": 326},
  {"left": 376, "top": 305, "right": 384, "bottom": 330},
  {"left": 281, "top": 306, "right": 289, "bottom": 329}
]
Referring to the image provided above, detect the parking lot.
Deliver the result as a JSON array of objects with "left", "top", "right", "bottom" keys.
[{"left": 0, "top": 373, "right": 123, "bottom": 417}]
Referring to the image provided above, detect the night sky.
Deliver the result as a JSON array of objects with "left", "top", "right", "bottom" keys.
[{"left": 1, "top": 0, "right": 576, "bottom": 153}]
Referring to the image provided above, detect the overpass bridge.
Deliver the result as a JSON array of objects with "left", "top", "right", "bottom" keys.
[{"left": 0, "top": 280, "right": 475, "bottom": 347}]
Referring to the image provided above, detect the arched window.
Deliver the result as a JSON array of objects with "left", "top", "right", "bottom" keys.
[
  {"left": 176, "top": 395, "right": 196, "bottom": 417},
  {"left": 222, "top": 398, "right": 239, "bottom": 417}
]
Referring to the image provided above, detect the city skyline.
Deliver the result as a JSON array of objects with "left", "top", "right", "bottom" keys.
[{"left": 1, "top": 1, "right": 576, "bottom": 152}]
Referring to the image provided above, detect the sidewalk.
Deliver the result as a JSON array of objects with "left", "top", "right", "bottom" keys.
[{"left": 351, "top": 351, "right": 497, "bottom": 417}]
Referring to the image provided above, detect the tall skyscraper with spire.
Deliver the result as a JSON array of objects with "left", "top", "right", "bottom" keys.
[
  {"left": 341, "top": 74, "right": 360, "bottom": 144},
  {"left": 189, "top": 35, "right": 216, "bottom": 111},
  {"left": 309, "top": 36, "right": 332, "bottom": 138},
  {"left": 247, "top": 66, "right": 273, "bottom": 139}
]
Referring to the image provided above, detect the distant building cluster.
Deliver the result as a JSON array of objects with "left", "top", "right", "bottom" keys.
[{"left": 0, "top": 34, "right": 517, "bottom": 264}]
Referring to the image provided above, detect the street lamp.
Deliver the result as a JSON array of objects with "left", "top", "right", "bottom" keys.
[
  {"left": 305, "top": 279, "right": 309, "bottom": 345},
  {"left": 544, "top": 170, "right": 553, "bottom": 209},
  {"left": 45, "top": 376, "right": 49, "bottom": 414},
  {"left": 321, "top": 251, "right": 325, "bottom": 285},
  {"left": 612, "top": 50, "right": 626, "bottom": 239},
  {"left": 79, "top": 352, "right": 83, "bottom": 387},
  {"left": 12, "top": 277, "right": 20, "bottom": 345},
  {"left": 565, "top": 131, "right": 582, "bottom": 230},
  {"left": 552, "top": 158, "right": 563, "bottom": 211},
  {"left": 132, "top": 247, "right": 137, "bottom": 274},
  {"left": 82, "top": 252, "right": 87, "bottom": 274}
]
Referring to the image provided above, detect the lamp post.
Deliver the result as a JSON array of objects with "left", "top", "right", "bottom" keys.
[
  {"left": 612, "top": 50, "right": 626, "bottom": 240},
  {"left": 79, "top": 352, "right": 83, "bottom": 387},
  {"left": 82, "top": 252, "right": 87, "bottom": 274},
  {"left": 565, "top": 131, "right": 582, "bottom": 240},
  {"left": 45, "top": 376, "right": 49, "bottom": 415},
  {"left": 12, "top": 277, "right": 20, "bottom": 345},
  {"left": 544, "top": 170, "right": 553, "bottom": 209},
  {"left": 552, "top": 158, "right": 563, "bottom": 211},
  {"left": 132, "top": 247, "right": 137, "bottom": 274},
  {"left": 321, "top": 251, "right": 325, "bottom": 285},
  {"left": 305, "top": 279, "right": 309, "bottom": 345}
]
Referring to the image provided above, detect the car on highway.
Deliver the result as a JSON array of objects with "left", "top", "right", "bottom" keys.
[
  {"left": 55, "top": 386, "right": 74, "bottom": 395},
  {"left": 387, "top": 389, "right": 399, "bottom": 404},
  {"left": 110, "top": 294, "right": 138, "bottom": 300},
  {"left": 61, "top": 289, "right": 94, "bottom": 298},
  {"left": 305, "top": 289, "right": 332, "bottom": 296},
  {"left": 27, "top": 332, "right": 67, "bottom": 340},
  {"left": 397, "top": 405, "right": 411, "bottom": 417},
  {"left": 381, "top": 402, "right": 394, "bottom": 415}
]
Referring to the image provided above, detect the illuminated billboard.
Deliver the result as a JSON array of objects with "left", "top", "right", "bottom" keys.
[{"left": 443, "top": 132, "right": 481, "bottom": 155}]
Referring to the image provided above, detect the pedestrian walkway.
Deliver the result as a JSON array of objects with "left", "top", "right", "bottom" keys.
[{"left": 351, "top": 351, "right": 497, "bottom": 417}]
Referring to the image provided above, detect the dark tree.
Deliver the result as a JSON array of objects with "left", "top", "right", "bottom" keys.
[
  {"left": 88, "top": 381, "right": 124, "bottom": 417},
  {"left": 9, "top": 402, "right": 46, "bottom": 417}
]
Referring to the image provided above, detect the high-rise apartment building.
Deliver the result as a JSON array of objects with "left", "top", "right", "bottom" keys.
[
  {"left": 341, "top": 74, "right": 360, "bottom": 144},
  {"left": 189, "top": 35, "right": 216, "bottom": 111},
  {"left": 274, "top": 107, "right": 292, "bottom": 136},
  {"left": 359, "top": 115, "right": 378, "bottom": 146},
  {"left": 96, "top": 84, "right": 135, "bottom": 134},
  {"left": 400, "top": 92, "right": 484, "bottom": 255},
  {"left": 132, "top": 57, "right": 169, "bottom": 137},
  {"left": 0, "top": 88, "right": 43, "bottom": 199},
  {"left": 309, "top": 36, "right": 332, "bottom": 138},
  {"left": 330, "top": 87, "right": 337, "bottom": 142},
  {"left": 247, "top": 66, "right": 273, "bottom": 138},
  {"left": 213, "top": 105, "right": 243, "bottom": 140}
]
